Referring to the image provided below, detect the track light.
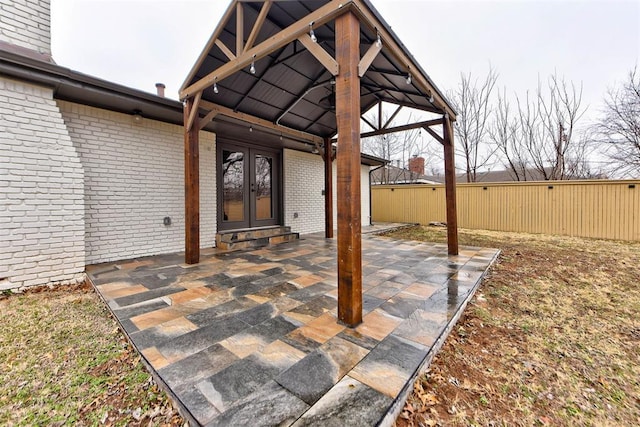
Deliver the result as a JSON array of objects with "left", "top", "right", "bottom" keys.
[
  {"left": 213, "top": 78, "right": 219, "bottom": 94},
  {"left": 250, "top": 55, "right": 256, "bottom": 74},
  {"left": 309, "top": 22, "right": 317, "bottom": 43},
  {"left": 406, "top": 72, "right": 412, "bottom": 85}
]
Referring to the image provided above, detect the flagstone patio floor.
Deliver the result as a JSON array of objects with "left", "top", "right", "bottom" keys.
[{"left": 88, "top": 228, "right": 499, "bottom": 426}]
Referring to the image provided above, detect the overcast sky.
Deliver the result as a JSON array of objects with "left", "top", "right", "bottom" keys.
[{"left": 51, "top": 0, "right": 639, "bottom": 124}]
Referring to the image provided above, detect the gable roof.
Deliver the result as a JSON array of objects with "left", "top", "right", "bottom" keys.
[{"left": 180, "top": 0, "right": 456, "bottom": 140}]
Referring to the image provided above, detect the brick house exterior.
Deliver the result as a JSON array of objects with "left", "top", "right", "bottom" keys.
[{"left": 0, "top": 0, "right": 379, "bottom": 290}]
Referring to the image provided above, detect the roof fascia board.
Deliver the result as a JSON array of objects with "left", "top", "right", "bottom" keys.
[
  {"left": 351, "top": 0, "right": 456, "bottom": 118},
  {"left": 199, "top": 99, "right": 323, "bottom": 144},
  {"left": 0, "top": 49, "right": 182, "bottom": 111},
  {"left": 180, "top": 0, "right": 354, "bottom": 100}
]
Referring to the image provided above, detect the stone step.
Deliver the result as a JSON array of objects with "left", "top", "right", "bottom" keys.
[
  {"left": 217, "top": 226, "right": 292, "bottom": 244},
  {"left": 216, "top": 231, "right": 299, "bottom": 251}
]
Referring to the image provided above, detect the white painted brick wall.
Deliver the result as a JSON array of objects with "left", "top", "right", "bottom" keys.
[
  {"left": 283, "top": 149, "right": 325, "bottom": 235},
  {"left": 332, "top": 163, "right": 372, "bottom": 229},
  {"left": 0, "top": 0, "right": 51, "bottom": 55},
  {"left": 283, "top": 149, "right": 371, "bottom": 235},
  {"left": 0, "top": 76, "right": 85, "bottom": 290},
  {"left": 58, "top": 101, "right": 216, "bottom": 264}
]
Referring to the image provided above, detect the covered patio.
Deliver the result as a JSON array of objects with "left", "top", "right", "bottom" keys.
[
  {"left": 181, "top": 0, "right": 460, "bottom": 327},
  {"left": 89, "top": 228, "right": 499, "bottom": 426}
]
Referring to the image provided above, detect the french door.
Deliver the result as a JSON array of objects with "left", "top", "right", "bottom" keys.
[{"left": 217, "top": 142, "right": 281, "bottom": 231}]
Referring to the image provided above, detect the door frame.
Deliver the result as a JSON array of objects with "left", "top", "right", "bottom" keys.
[{"left": 216, "top": 138, "right": 283, "bottom": 231}]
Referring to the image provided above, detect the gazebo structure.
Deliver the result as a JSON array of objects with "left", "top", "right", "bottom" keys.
[{"left": 180, "top": 0, "right": 458, "bottom": 327}]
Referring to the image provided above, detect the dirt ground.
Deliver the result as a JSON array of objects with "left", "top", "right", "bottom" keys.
[
  {"left": 0, "top": 282, "right": 184, "bottom": 426},
  {"left": 388, "top": 226, "right": 640, "bottom": 427}
]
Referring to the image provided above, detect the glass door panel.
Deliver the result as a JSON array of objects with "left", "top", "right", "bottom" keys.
[{"left": 254, "top": 155, "right": 273, "bottom": 221}]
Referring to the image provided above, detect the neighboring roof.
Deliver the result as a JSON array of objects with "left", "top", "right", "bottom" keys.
[
  {"left": 371, "top": 164, "right": 440, "bottom": 185},
  {"left": 0, "top": 46, "right": 385, "bottom": 165},
  {"left": 181, "top": 0, "right": 456, "bottom": 139}
]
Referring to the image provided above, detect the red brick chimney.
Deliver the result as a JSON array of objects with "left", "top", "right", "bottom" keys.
[
  {"left": 408, "top": 156, "right": 425, "bottom": 175},
  {"left": 155, "top": 83, "right": 166, "bottom": 97}
]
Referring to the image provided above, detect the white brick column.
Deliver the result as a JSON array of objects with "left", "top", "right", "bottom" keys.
[{"left": 1, "top": 77, "right": 85, "bottom": 290}]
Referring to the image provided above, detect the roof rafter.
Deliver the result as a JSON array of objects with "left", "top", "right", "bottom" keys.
[
  {"left": 180, "top": 0, "right": 353, "bottom": 100},
  {"left": 351, "top": 0, "right": 454, "bottom": 117},
  {"left": 244, "top": 1, "right": 272, "bottom": 53}
]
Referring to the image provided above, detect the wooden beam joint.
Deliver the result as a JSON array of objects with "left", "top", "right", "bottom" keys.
[
  {"left": 358, "top": 38, "right": 382, "bottom": 77},
  {"left": 298, "top": 33, "right": 339, "bottom": 76}
]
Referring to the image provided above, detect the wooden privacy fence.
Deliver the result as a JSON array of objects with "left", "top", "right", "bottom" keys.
[{"left": 371, "top": 180, "right": 640, "bottom": 241}]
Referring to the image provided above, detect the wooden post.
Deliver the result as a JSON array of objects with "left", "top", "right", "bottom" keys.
[
  {"left": 443, "top": 114, "right": 459, "bottom": 255},
  {"left": 335, "top": 11, "right": 362, "bottom": 327},
  {"left": 184, "top": 97, "right": 200, "bottom": 264},
  {"left": 324, "top": 137, "right": 334, "bottom": 239}
]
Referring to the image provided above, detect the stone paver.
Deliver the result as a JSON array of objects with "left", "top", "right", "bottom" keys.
[{"left": 88, "top": 229, "right": 499, "bottom": 426}]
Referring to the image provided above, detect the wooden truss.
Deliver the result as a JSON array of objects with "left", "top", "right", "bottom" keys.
[{"left": 181, "top": 0, "right": 458, "bottom": 327}]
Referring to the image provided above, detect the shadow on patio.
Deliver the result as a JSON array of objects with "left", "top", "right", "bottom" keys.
[{"left": 88, "top": 228, "right": 499, "bottom": 426}]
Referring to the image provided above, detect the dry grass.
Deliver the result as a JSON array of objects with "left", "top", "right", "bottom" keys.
[
  {"left": 0, "top": 282, "right": 183, "bottom": 426},
  {"left": 390, "top": 226, "right": 640, "bottom": 427}
]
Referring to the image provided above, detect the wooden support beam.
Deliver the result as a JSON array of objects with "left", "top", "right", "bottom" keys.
[
  {"left": 215, "top": 39, "right": 236, "bottom": 61},
  {"left": 358, "top": 39, "right": 382, "bottom": 77},
  {"left": 180, "top": 0, "right": 352, "bottom": 99},
  {"left": 443, "top": 114, "right": 459, "bottom": 255},
  {"left": 360, "top": 118, "right": 443, "bottom": 139},
  {"left": 184, "top": 98, "right": 200, "bottom": 264},
  {"left": 324, "top": 138, "right": 334, "bottom": 239},
  {"left": 236, "top": 2, "right": 244, "bottom": 56},
  {"left": 198, "top": 110, "right": 218, "bottom": 131},
  {"left": 298, "top": 33, "right": 339, "bottom": 76},
  {"left": 245, "top": 1, "right": 272, "bottom": 53},
  {"left": 424, "top": 125, "right": 444, "bottom": 145},
  {"left": 383, "top": 105, "right": 402, "bottom": 129},
  {"left": 199, "top": 99, "right": 323, "bottom": 144},
  {"left": 361, "top": 115, "right": 377, "bottom": 131},
  {"left": 335, "top": 11, "right": 362, "bottom": 327},
  {"left": 186, "top": 91, "right": 202, "bottom": 132}
]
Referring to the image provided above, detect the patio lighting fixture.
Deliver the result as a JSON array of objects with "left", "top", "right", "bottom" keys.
[
  {"left": 250, "top": 55, "right": 256, "bottom": 74},
  {"left": 213, "top": 78, "right": 219, "bottom": 94},
  {"left": 249, "top": 125, "right": 253, "bottom": 132},
  {"left": 132, "top": 109, "right": 143, "bottom": 123},
  {"left": 429, "top": 92, "right": 434, "bottom": 103},
  {"left": 309, "top": 22, "right": 317, "bottom": 43},
  {"left": 376, "top": 32, "right": 382, "bottom": 48},
  {"left": 406, "top": 69, "right": 412, "bottom": 85}
]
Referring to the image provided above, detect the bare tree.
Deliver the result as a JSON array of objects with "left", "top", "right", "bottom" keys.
[
  {"left": 593, "top": 67, "right": 640, "bottom": 177},
  {"left": 494, "top": 73, "right": 589, "bottom": 181},
  {"left": 450, "top": 68, "right": 499, "bottom": 182},
  {"left": 489, "top": 87, "right": 529, "bottom": 180},
  {"left": 534, "top": 74, "right": 587, "bottom": 180}
]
